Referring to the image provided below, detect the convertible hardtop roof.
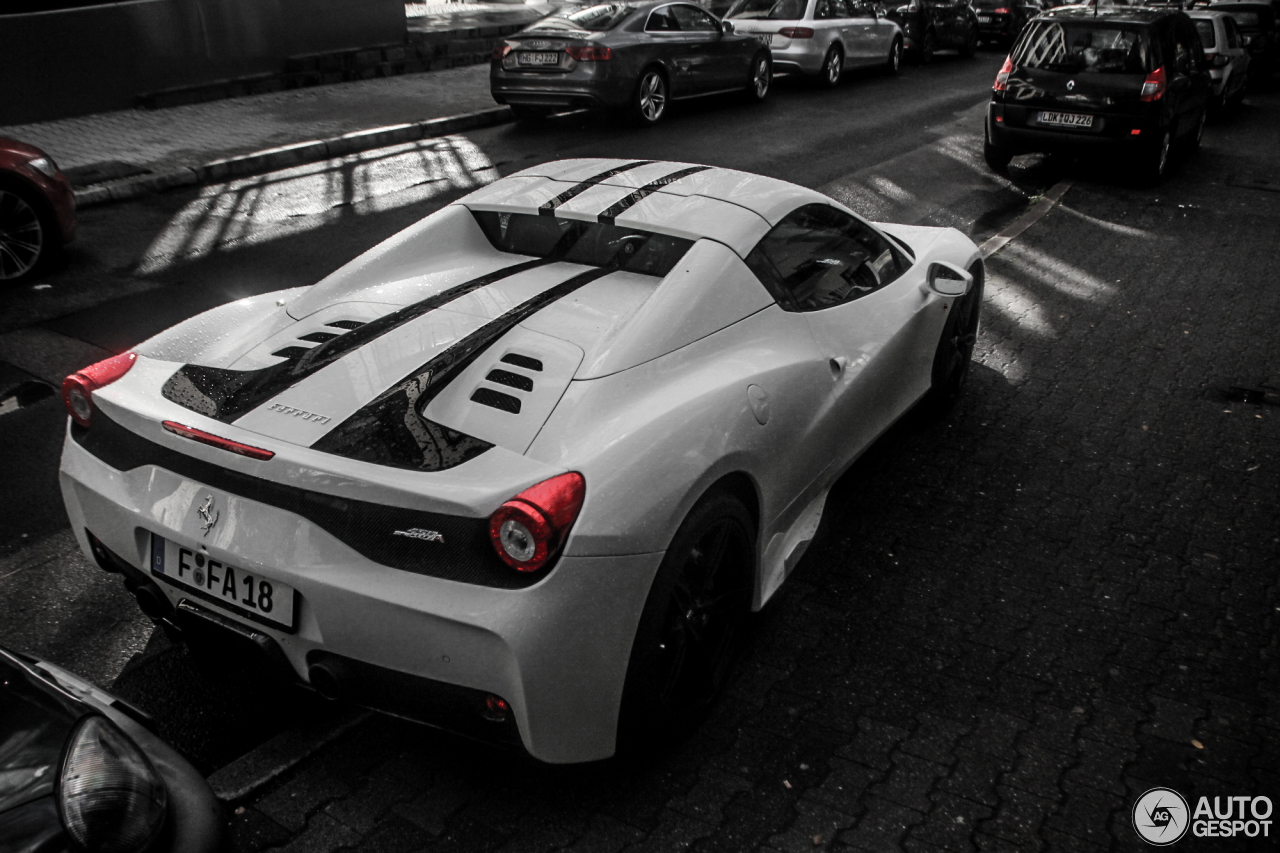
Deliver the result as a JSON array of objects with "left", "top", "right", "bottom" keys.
[{"left": 459, "top": 159, "right": 834, "bottom": 257}]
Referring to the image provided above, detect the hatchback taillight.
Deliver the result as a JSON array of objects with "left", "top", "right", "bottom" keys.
[
  {"left": 566, "top": 45, "right": 612, "bottom": 61},
  {"left": 1140, "top": 65, "right": 1166, "bottom": 101},
  {"left": 61, "top": 352, "right": 137, "bottom": 428},
  {"left": 778, "top": 26, "right": 815, "bottom": 38},
  {"left": 488, "top": 472, "right": 585, "bottom": 572},
  {"left": 993, "top": 54, "right": 1013, "bottom": 92}
]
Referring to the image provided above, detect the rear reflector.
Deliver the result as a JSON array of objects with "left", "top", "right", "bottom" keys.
[
  {"left": 1130, "top": 128, "right": 1142, "bottom": 135},
  {"left": 162, "top": 421, "right": 275, "bottom": 461}
]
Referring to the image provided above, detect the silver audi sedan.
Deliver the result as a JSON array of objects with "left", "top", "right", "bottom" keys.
[
  {"left": 490, "top": 1, "right": 774, "bottom": 124},
  {"left": 726, "top": 0, "right": 903, "bottom": 85}
]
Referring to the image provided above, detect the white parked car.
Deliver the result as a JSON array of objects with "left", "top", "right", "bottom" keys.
[
  {"left": 59, "top": 159, "right": 981, "bottom": 763},
  {"left": 1189, "top": 9, "right": 1250, "bottom": 113},
  {"left": 726, "top": 0, "right": 904, "bottom": 85}
]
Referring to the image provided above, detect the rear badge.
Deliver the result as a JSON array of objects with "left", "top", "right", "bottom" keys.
[
  {"left": 1067, "top": 80, "right": 1075, "bottom": 90},
  {"left": 197, "top": 495, "right": 219, "bottom": 536},
  {"left": 393, "top": 527, "right": 446, "bottom": 543},
  {"left": 268, "top": 403, "right": 331, "bottom": 424}
]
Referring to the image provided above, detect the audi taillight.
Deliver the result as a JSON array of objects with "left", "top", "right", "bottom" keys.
[
  {"left": 1140, "top": 65, "right": 1166, "bottom": 102},
  {"left": 488, "top": 472, "right": 585, "bottom": 572},
  {"left": 61, "top": 352, "right": 137, "bottom": 428},
  {"left": 778, "top": 26, "right": 814, "bottom": 38},
  {"left": 493, "top": 44, "right": 511, "bottom": 60},
  {"left": 566, "top": 45, "right": 612, "bottom": 60},
  {"left": 993, "top": 54, "right": 1013, "bottom": 92}
]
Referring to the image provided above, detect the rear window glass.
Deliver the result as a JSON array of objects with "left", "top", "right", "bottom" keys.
[
  {"left": 1015, "top": 21, "right": 1153, "bottom": 73},
  {"left": 1223, "top": 10, "right": 1260, "bottom": 26},
  {"left": 472, "top": 211, "right": 695, "bottom": 277},
  {"left": 1193, "top": 19, "right": 1216, "bottom": 48},
  {"left": 727, "top": 0, "right": 807, "bottom": 19},
  {"left": 532, "top": 3, "right": 634, "bottom": 30}
]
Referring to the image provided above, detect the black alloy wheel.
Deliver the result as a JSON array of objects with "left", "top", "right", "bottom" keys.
[
  {"left": 960, "top": 23, "right": 979, "bottom": 58},
  {"left": 618, "top": 491, "right": 755, "bottom": 746},
  {"left": 923, "top": 261, "right": 984, "bottom": 416},
  {"left": 632, "top": 67, "right": 669, "bottom": 125},
  {"left": 746, "top": 52, "right": 772, "bottom": 102},
  {"left": 886, "top": 37, "right": 903, "bottom": 74},
  {"left": 0, "top": 182, "right": 50, "bottom": 283},
  {"left": 918, "top": 29, "right": 937, "bottom": 64},
  {"left": 820, "top": 44, "right": 844, "bottom": 87}
]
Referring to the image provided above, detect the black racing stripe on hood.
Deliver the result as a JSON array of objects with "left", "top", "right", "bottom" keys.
[
  {"left": 312, "top": 266, "right": 612, "bottom": 471},
  {"left": 597, "top": 166, "right": 711, "bottom": 225},
  {"left": 536, "top": 161, "right": 656, "bottom": 216},
  {"left": 161, "top": 257, "right": 552, "bottom": 423}
]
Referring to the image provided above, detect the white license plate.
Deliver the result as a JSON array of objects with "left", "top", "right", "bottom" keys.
[
  {"left": 1039, "top": 110, "right": 1094, "bottom": 128},
  {"left": 978, "top": 15, "right": 991, "bottom": 22},
  {"left": 150, "top": 535, "right": 296, "bottom": 631},
  {"left": 760, "top": 33, "right": 774, "bottom": 45},
  {"left": 518, "top": 51, "right": 560, "bottom": 66}
]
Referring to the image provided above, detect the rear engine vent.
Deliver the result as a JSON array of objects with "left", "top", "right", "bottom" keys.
[
  {"left": 471, "top": 388, "right": 521, "bottom": 414},
  {"left": 272, "top": 346, "right": 312, "bottom": 359},
  {"left": 326, "top": 320, "right": 365, "bottom": 330},
  {"left": 299, "top": 332, "right": 339, "bottom": 343},
  {"left": 501, "top": 353, "right": 543, "bottom": 372},
  {"left": 485, "top": 369, "right": 534, "bottom": 392}
]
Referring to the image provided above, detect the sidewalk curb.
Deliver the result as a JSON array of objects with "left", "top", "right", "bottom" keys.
[
  {"left": 73, "top": 106, "right": 514, "bottom": 209},
  {"left": 979, "top": 179, "right": 1074, "bottom": 259}
]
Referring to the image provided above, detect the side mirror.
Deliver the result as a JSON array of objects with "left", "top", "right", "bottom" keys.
[
  {"left": 720, "top": 18, "right": 735, "bottom": 33},
  {"left": 925, "top": 261, "right": 973, "bottom": 297}
]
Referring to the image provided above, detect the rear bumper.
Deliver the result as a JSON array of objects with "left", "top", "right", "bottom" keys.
[
  {"left": 490, "top": 62, "right": 630, "bottom": 110},
  {"left": 986, "top": 101, "right": 1162, "bottom": 156},
  {"left": 60, "top": 423, "right": 663, "bottom": 764},
  {"left": 768, "top": 41, "right": 827, "bottom": 75}
]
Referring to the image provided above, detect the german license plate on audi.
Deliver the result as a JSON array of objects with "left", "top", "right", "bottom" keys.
[
  {"left": 150, "top": 535, "right": 296, "bottom": 631},
  {"left": 1038, "top": 111, "right": 1093, "bottom": 128},
  {"left": 978, "top": 15, "right": 991, "bottom": 22},
  {"left": 518, "top": 51, "right": 560, "bottom": 66}
]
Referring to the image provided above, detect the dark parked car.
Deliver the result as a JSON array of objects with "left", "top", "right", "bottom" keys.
[
  {"left": 883, "top": 0, "right": 980, "bottom": 63},
  {"left": 490, "top": 1, "right": 773, "bottom": 124},
  {"left": 1210, "top": 1, "right": 1278, "bottom": 78},
  {"left": 984, "top": 6, "right": 1212, "bottom": 182},
  {"left": 0, "top": 645, "right": 225, "bottom": 852},
  {"left": 0, "top": 138, "right": 76, "bottom": 284},
  {"left": 974, "top": 0, "right": 1048, "bottom": 46}
]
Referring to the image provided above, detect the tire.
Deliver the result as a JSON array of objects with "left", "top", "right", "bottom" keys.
[
  {"left": 886, "top": 37, "right": 903, "bottom": 74},
  {"left": 509, "top": 105, "right": 552, "bottom": 121},
  {"left": 618, "top": 490, "right": 755, "bottom": 747},
  {"left": 819, "top": 44, "right": 844, "bottom": 88},
  {"left": 959, "top": 23, "right": 978, "bottom": 58},
  {"left": 630, "top": 67, "right": 669, "bottom": 125},
  {"left": 916, "top": 29, "right": 936, "bottom": 65},
  {"left": 983, "top": 125, "right": 1013, "bottom": 173},
  {"left": 1140, "top": 128, "right": 1172, "bottom": 184},
  {"left": 922, "top": 261, "right": 984, "bottom": 416},
  {"left": 0, "top": 180, "right": 56, "bottom": 284},
  {"left": 745, "top": 52, "right": 772, "bottom": 102}
]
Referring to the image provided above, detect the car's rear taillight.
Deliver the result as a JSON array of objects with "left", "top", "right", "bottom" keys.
[
  {"left": 993, "top": 6, "right": 1011, "bottom": 12},
  {"left": 61, "top": 352, "right": 137, "bottom": 428},
  {"left": 488, "top": 472, "right": 585, "bottom": 572},
  {"left": 493, "top": 44, "right": 511, "bottom": 60},
  {"left": 1140, "top": 65, "right": 1166, "bottom": 101},
  {"left": 162, "top": 421, "right": 275, "bottom": 461},
  {"left": 993, "top": 54, "right": 1013, "bottom": 92},
  {"left": 566, "top": 45, "right": 612, "bottom": 60},
  {"left": 778, "top": 26, "right": 815, "bottom": 38}
]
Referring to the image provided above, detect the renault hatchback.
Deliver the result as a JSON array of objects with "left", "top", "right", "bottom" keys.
[{"left": 983, "top": 6, "right": 1211, "bottom": 182}]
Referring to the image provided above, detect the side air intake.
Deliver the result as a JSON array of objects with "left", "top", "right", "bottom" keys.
[{"left": 471, "top": 388, "right": 521, "bottom": 414}]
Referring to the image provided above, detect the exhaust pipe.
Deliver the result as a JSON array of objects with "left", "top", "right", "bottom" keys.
[{"left": 308, "top": 658, "right": 350, "bottom": 701}]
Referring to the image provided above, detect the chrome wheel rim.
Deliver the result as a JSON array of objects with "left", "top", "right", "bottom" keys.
[
  {"left": 0, "top": 190, "right": 43, "bottom": 281},
  {"left": 753, "top": 58, "right": 770, "bottom": 97},
  {"left": 827, "top": 50, "right": 842, "bottom": 84},
  {"left": 639, "top": 72, "right": 666, "bottom": 122}
]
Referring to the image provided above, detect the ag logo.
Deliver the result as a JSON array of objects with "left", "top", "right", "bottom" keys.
[{"left": 1133, "top": 788, "right": 1190, "bottom": 845}]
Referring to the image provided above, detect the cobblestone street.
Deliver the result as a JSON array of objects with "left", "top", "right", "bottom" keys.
[{"left": 220, "top": 144, "right": 1280, "bottom": 852}]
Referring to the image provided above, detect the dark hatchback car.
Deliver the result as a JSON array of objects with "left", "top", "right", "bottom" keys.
[
  {"left": 984, "top": 7, "right": 1211, "bottom": 181},
  {"left": 0, "top": 646, "right": 225, "bottom": 853},
  {"left": 490, "top": 1, "right": 773, "bottom": 124},
  {"left": 883, "top": 0, "right": 980, "bottom": 63},
  {"left": 973, "top": 0, "right": 1049, "bottom": 46},
  {"left": 1210, "top": 1, "right": 1278, "bottom": 77}
]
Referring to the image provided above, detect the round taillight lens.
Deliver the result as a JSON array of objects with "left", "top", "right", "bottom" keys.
[
  {"left": 58, "top": 716, "right": 168, "bottom": 853},
  {"left": 64, "top": 377, "right": 94, "bottom": 427},
  {"left": 490, "top": 501, "right": 552, "bottom": 571},
  {"left": 60, "top": 352, "right": 137, "bottom": 428}
]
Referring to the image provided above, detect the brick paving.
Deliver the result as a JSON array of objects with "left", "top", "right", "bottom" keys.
[{"left": 222, "top": 134, "right": 1280, "bottom": 850}]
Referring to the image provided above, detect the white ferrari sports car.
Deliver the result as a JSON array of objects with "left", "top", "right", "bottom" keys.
[{"left": 59, "top": 159, "right": 982, "bottom": 763}]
